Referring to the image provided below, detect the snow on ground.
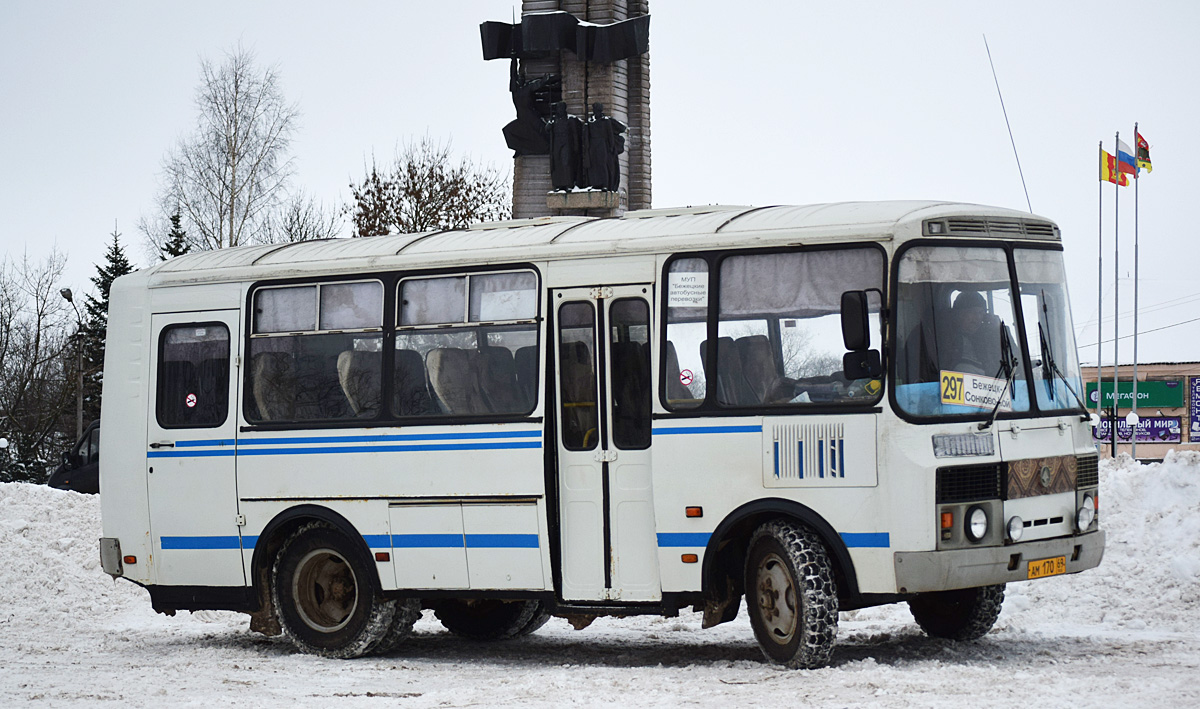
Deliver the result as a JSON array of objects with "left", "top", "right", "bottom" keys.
[{"left": 2, "top": 454, "right": 1198, "bottom": 707}]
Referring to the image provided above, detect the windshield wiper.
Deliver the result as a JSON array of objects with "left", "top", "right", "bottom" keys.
[
  {"left": 979, "top": 322, "right": 1018, "bottom": 431},
  {"left": 1037, "top": 290, "right": 1091, "bottom": 419}
]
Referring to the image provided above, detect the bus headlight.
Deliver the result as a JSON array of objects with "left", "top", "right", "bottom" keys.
[
  {"left": 965, "top": 505, "right": 988, "bottom": 543},
  {"left": 1007, "top": 515, "right": 1024, "bottom": 542},
  {"left": 1076, "top": 494, "right": 1096, "bottom": 531}
]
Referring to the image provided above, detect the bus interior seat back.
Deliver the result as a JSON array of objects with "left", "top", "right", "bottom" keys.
[
  {"left": 195, "top": 357, "right": 230, "bottom": 420},
  {"left": 159, "top": 360, "right": 198, "bottom": 422},
  {"left": 705, "top": 337, "right": 754, "bottom": 406},
  {"left": 476, "top": 345, "right": 523, "bottom": 414},
  {"left": 427, "top": 347, "right": 489, "bottom": 415},
  {"left": 251, "top": 351, "right": 295, "bottom": 421},
  {"left": 514, "top": 345, "right": 538, "bottom": 411},
  {"left": 610, "top": 341, "right": 650, "bottom": 434},
  {"left": 737, "top": 335, "right": 787, "bottom": 404},
  {"left": 337, "top": 350, "right": 381, "bottom": 417},
  {"left": 393, "top": 348, "right": 433, "bottom": 416}
]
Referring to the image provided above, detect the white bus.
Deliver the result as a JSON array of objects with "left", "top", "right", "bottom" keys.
[{"left": 98, "top": 201, "right": 1104, "bottom": 668}]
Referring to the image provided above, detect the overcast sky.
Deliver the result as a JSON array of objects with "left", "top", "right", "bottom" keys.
[{"left": 2, "top": 1, "right": 1196, "bottom": 367}]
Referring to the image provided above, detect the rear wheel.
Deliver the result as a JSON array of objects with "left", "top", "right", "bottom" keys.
[
  {"left": 434, "top": 599, "right": 547, "bottom": 640},
  {"left": 271, "top": 522, "right": 396, "bottom": 658},
  {"left": 908, "top": 584, "right": 1005, "bottom": 640},
  {"left": 744, "top": 520, "right": 839, "bottom": 669}
]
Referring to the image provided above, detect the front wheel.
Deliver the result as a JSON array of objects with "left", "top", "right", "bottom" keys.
[
  {"left": 271, "top": 522, "right": 397, "bottom": 658},
  {"left": 744, "top": 520, "right": 839, "bottom": 669},
  {"left": 908, "top": 584, "right": 1005, "bottom": 640}
]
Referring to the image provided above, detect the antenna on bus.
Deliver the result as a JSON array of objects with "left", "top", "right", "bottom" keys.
[{"left": 984, "top": 35, "right": 1033, "bottom": 214}]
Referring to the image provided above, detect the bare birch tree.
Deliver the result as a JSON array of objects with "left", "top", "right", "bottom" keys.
[{"left": 144, "top": 45, "right": 299, "bottom": 253}]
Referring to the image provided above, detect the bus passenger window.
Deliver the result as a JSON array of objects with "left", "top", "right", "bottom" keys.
[
  {"left": 664, "top": 257, "right": 708, "bottom": 409},
  {"left": 247, "top": 281, "right": 384, "bottom": 423},
  {"left": 157, "top": 324, "right": 230, "bottom": 428}
]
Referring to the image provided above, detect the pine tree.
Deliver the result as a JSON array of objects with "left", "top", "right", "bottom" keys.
[
  {"left": 81, "top": 225, "right": 135, "bottom": 423},
  {"left": 159, "top": 211, "right": 191, "bottom": 260}
]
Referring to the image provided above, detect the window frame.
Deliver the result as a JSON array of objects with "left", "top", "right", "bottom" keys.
[
  {"left": 658, "top": 243, "right": 889, "bottom": 417},
  {"left": 156, "top": 321, "right": 232, "bottom": 430},
  {"left": 241, "top": 265, "right": 543, "bottom": 430}
]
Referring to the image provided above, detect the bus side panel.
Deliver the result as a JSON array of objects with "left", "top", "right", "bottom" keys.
[{"left": 100, "top": 276, "right": 154, "bottom": 584}]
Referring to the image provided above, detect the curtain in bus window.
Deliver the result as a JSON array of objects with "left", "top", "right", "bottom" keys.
[
  {"left": 254, "top": 286, "right": 316, "bottom": 333},
  {"left": 664, "top": 257, "right": 708, "bottom": 409},
  {"left": 157, "top": 324, "right": 230, "bottom": 428},
  {"left": 320, "top": 281, "right": 383, "bottom": 330},
  {"left": 469, "top": 272, "right": 537, "bottom": 321},
  {"left": 400, "top": 277, "right": 466, "bottom": 325},
  {"left": 719, "top": 249, "right": 882, "bottom": 318}
]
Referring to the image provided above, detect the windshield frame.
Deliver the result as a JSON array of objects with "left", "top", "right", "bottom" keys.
[{"left": 888, "top": 239, "right": 1086, "bottom": 424}]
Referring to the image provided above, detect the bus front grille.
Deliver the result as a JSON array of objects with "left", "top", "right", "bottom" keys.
[{"left": 936, "top": 463, "right": 1003, "bottom": 504}]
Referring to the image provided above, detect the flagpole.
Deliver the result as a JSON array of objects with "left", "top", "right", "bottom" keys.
[
  {"left": 1112, "top": 131, "right": 1120, "bottom": 458},
  {"left": 1097, "top": 141, "right": 1105, "bottom": 434},
  {"left": 1132, "top": 122, "right": 1141, "bottom": 460}
]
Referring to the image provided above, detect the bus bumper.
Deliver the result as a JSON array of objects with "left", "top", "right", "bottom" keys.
[{"left": 892, "top": 529, "right": 1105, "bottom": 594}]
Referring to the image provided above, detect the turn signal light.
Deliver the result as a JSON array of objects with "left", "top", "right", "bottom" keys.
[
  {"left": 940, "top": 512, "right": 953, "bottom": 529},
  {"left": 681, "top": 554, "right": 698, "bottom": 563},
  {"left": 685, "top": 507, "right": 703, "bottom": 518},
  {"left": 374, "top": 552, "right": 390, "bottom": 562},
  {"left": 123, "top": 556, "right": 137, "bottom": 565}
]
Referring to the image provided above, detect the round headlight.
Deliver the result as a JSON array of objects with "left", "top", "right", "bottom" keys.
[
  {"left": 1007, "top": 515, "right": 1024, "bottom": 542},
  {"left": 1077, "top": 494, "right": 1096, "bottom": 531},
  {"left": 965, "top": 505, "right": 989, "bottom": 542}
]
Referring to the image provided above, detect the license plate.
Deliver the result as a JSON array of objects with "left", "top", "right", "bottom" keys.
[{"left": 1027, "top": 555, "right": 1067, "bottom": 580}]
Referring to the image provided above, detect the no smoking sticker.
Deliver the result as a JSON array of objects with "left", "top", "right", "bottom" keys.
[
  {"left": 679, "top": 369, "right": 694, "bottom": 386},
  {"left": 185, "top": 393, "right": 197, "bottom": 408}
]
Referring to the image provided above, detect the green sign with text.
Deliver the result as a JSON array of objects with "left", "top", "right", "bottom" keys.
[{"left": 1085, "top": 379, "right": 1184, "bottom": 409}]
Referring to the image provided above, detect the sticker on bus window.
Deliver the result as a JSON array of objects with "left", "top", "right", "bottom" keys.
[
  {"left": 667, "top": 272, "right": 708, "bottom": 307},
  {"left": 679, "top": 369, "right": 694, "bottom": 386},
  {"left": 185, "top": 393, "right": 197, "bottom": 408},
  {"left": 940, "top": 371, "right": 1011, "bottom": 411}
]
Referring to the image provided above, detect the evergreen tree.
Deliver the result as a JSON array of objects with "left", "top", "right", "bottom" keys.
[
  {"left": 159, "top": 211, "right": 190, "bottom": 260},
  {"left": 81, "top": 225, "right": 135, "bottom": 423}
]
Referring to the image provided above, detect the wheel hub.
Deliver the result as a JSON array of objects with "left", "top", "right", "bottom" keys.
[
  {"left": 293, "top": 549, "right": 358, "bottom": 633},
  {"left": 756, "top": 552, "right": 798, "bottom": 642}
]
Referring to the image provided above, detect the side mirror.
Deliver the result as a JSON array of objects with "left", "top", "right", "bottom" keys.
[
  {"left": 843, "top": 349, "right": 883, "bottom": 380},
  {"left": 61, "top": 451, "right": 73, "bottom": 468},
  {"left": 840, "top": 291, "right": 870, "bottom": 351}
]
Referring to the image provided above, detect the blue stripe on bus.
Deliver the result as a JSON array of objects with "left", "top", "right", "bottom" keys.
[
  {"left": 657, "top": 532, "right": 712, "bottom": 547},
  {"left": 235, "top": 441, "right": 541, "bottom": 456},
  {"left": 652, "top": 425, "right": 762, "bottom": 436},
  {"left": 362, "top": 534, "right": 391, "bottom": 548},
  {"left": 148, "top": 449, "right": 237, "bottom": 458},
  {"left": 465, "top": 534, "right": 539, "bottom": 549},
  {"left": 841, "top": 532, "right": 890, "bottom": 548},
  {"left": 238, "top": 430, "right": 541, "bottom": 446},
  {"left": 391, "top": 534, "right": 464, "bottom": 548},
  {"left": 173, "top": 439, "right": 236, "bottom": 448},
  {"left": 160, "top": 535, "right": 243, "bottom": 550}
]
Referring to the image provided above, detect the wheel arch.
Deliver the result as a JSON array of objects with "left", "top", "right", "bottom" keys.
[
  {"left": 250, "top": 504, "right": 384, "bottom": 598},
  {"left": 702, "top": 497, "right": 861, "bottom": 604}
]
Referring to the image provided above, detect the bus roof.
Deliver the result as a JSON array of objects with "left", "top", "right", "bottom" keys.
[{"left": 141, "top": 201, "right": 1057, "bottom": 287}]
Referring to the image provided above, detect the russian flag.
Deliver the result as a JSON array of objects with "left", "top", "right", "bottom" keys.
[{"left": 1116, "top": 138, "right": 1138, "bottom": 175}]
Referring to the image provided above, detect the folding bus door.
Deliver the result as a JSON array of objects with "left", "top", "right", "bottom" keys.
[{"left": 553, "top": 285, "right": 661, "bottom": 602}]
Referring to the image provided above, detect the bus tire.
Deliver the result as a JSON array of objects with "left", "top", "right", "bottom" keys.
[
  {"left": 371, "top": 597, "right": 422, "bottom": 655},
  {"left": 271, "top": 521, "right": 397, "bottom": 658},
  {"left": 744, "top": 520, "right": 839, "bottom": 669},
  {"left": 908, "top": 584, "right": 1005, "bottom": 641},
  {"left": 434, "top": 599, "right": 545, "bottom": 641}
]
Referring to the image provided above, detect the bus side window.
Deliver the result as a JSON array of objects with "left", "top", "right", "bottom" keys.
[{"left": 157, "top": 324, "right": 230, "bottom": 428}]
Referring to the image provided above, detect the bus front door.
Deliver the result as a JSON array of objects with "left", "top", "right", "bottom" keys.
[
  {"left": 145, "top": 311, "right": 246, "bottom": 587},
  {"left": 554, "top": 286, "right": 661, "bottom": 602}
]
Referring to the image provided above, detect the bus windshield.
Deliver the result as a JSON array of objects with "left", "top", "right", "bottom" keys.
[{"left": 894, "top": 245, "right": 1030, "bottom": 418}]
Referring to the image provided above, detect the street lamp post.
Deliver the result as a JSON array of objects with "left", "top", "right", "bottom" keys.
[{"left": 59, "top": 288, "right": 83, "bottom": 441}]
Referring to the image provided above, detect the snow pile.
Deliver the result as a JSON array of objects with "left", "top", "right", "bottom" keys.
[
  {"left": 1001, "top": 450, "right": 1200, "bottom": 632},
  {"left": 1, "top": 450, "right": 1197, "bottom": 648}
]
